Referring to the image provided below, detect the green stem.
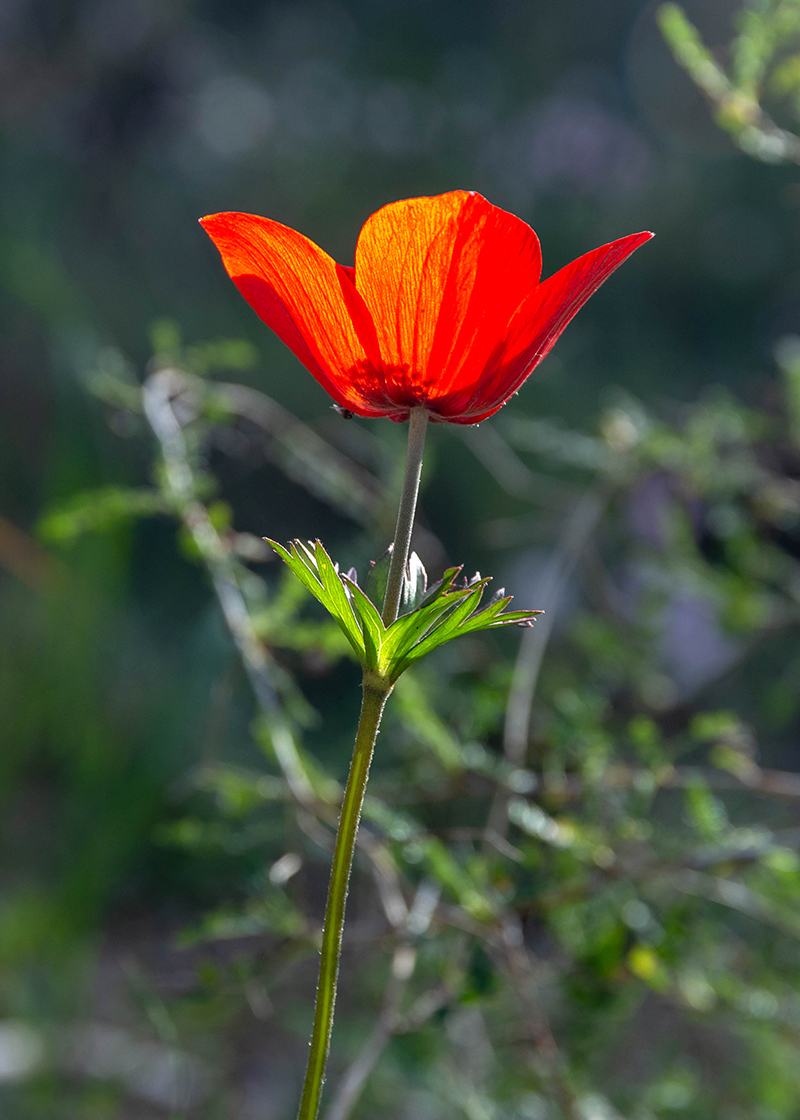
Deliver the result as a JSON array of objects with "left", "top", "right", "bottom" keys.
[
  {"left": 381, "top": 407, "right": 430, "bottom": 626},
  {"left": 296, "top": 682, "right": 390, "bottom": 1120},
  {"left": 296, "top": 410, "right": 431, "bottom": 1120}
]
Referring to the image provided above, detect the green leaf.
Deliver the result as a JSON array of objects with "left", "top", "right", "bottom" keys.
[
  {"left": 381, "top": 586, "right": 477, "bottom": 667},
  {"left": 363, "top": 547, "right": 427, "bottom": 619},
  {"left": 400, "top": 585, "right": 488, "bottom": 661},
  {"left": 265, "top": 539, "right": 366, "bottom": 663},
  {"left": 417, "top": 565, "right": 462, "bottom": 607},
  {"left": 364, "top": 546, "right": 392, "bottom": 607},
  {"left": 342, "top": 575, "right": 386, "bottom": 670},
  {"left": 312, "top": 541, "right": 364, "bottom": 655},
  {"left": 446, "top": 597, "right": 539, "bottom": 639},
  {"left": 266, "top": 540, "right": 321, "bottom": 598},
  {"left": 392, "top": 590, "right": 539, "bottom": 677},
  {"left": 268, "top": 538, "right": 538, "bottom": 681}
]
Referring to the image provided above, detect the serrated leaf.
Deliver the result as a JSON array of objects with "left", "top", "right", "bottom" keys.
[
  {"left": 417, "top": 566, "right": 462, "bottom": 608},
  {"left": 266, "top": 539, "right": 322, "bottom": 598},
  {"left": 485, "top": 608, "right": 541, "bottom": 627},
  {"left": 294, "top": 539, "right": 319, "bottom": 571},
  {"left": 266, "top": 539, "right": 366, "bottom": 662},
  {"left": 342, "top": 576, "right": 385, "bottom": 670},
  {"left": 393, "top": 596, "right": 539, "bottom": 676},
  {"left": 450, "top": 597, "right": 540, "bottom": 638},
  {"left": 381, "top": 586, "right": 477, "bottom": 667},
  {"left": 364, "top": 545, "right": 392, "bottom": 608},
  {"left": 402, "top": 585, "right": 488, "bottom": 661},
  {"left": 313, "top": 541, "right": 364, "bottom": 654},
  {"left": 268, "top": 537, "right": 539, "bottom": 682},
  {"left": 264, "top": 538, "right": 292, "bottom": 565}
]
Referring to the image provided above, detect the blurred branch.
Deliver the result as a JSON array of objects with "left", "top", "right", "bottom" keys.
[
  {"left": 460, "top": 423, "right": 577, "bottom": 508},
  {"left": 659, "top": 1, "right": 800, "bottom": 163},
  {"left": 485, "top": 488, "right": 609, "bottom": 841},
  {"left": 214, "top": 381, "right": 382, "bottom": 525},
  {"left": 672, "top": 868, "right": 800, "bottom": 939},
  {"left": 492, "top": 915, "right": 581, "bottom": 1120},
  {"left": 90, "top": 359, "right": 385, "bottom": 525},
  {"left": 323, "top": 882, "right": 444, "bottom": 1120},
  {"left": 431, "top": 906, "right": 581, "bottom": 1117},
  {"left": 503, "top": 488, "right": 609, "bottom": 765},
  {"left": 507, "top": 762, "right": 800, "bottom": 801},
  {"left": 143, "top": 368, "right": 316, "bottom": 807}
]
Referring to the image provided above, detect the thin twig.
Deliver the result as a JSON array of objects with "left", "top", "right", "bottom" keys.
[
  {"left": 503, "top": 487, "right": 608, "bottom": 765},
  {"left": 460, "top": 423, "right": 576, "bottom": 507},
  {"left": 143, "top": 369, "right": 317, "bottom": 808},
  {"left": 485, "top": 488, "right": 608, "bottom": 840},
  {"left": 499, "top": 763, "right": 800, "bottom": 802},
  {"left": 323, "top": 882, "right": 448, "bottom": 1120},
  {"left": 215, "top": 382, "right": 382, "bottom": 524},
  {"left": 492, "top": 914, "right": 580, "bottom": 1120}
]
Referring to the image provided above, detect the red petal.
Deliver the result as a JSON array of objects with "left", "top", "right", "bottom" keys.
[
  {"left": 444, "top": 230, "right": 654, "bottom": 421},
  {"left": 200, "top": 212, "right": 388, "bottom": 416},
  {"left": 353, "top": 192, "right": 542, "bottom": 411}
]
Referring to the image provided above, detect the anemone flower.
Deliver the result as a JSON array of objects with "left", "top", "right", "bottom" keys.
[
  {"left": 200, "top": 191, "right": 652, "bottom": 1120},
  {"left": 200, "top": 191, "right": 651, "bottom": 425}
]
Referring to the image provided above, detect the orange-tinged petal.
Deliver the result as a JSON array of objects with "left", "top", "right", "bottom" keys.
[
  {"left": 200, "top": 212, "right": 387, "bottom": 416},
  {"left": 436, "top": 230, "right": 654, "bottom": 422},
  {"left": 353, "top": 192, "right": 542, "bottom": 412}
]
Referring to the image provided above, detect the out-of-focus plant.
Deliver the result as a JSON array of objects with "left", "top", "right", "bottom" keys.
[{"left": 659, "top": 0, "right": 800, "bottom": 162}]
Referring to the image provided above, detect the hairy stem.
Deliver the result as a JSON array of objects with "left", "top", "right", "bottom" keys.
[
  {"left": 381, "top": 407, "right": 429, "bottom": 625},
  {"left": 296, "top": 682, "right": 390, "bottom": 1120}
]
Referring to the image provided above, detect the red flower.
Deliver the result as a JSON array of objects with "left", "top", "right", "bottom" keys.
[{"left": 201, "top": 191, "right": 651, "bottom": 424}]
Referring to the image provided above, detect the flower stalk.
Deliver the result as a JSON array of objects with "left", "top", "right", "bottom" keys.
[
  {"left": 296, "top": 680, "right": 389, "bottom": 1120},
  {"left": 296, "top": 413, "right": 428, "bottom": 1120},
  {"left": 381, "top": 407, "right": 429, "bottom": 626}
]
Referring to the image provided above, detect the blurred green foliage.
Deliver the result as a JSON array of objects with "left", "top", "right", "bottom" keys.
[
  {"left": 4, "top": 0, "right": 800, "bottom": 1117},
  {"left": 660, "top": 0, "right": 800, "bottom": 162}
]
